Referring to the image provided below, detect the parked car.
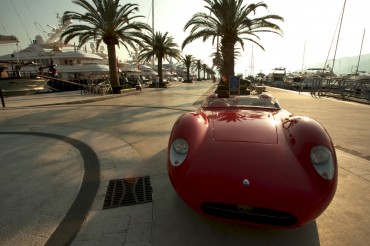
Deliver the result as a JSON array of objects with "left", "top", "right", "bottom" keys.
[{"left": 167, "top": 92, "right": 337, "bottom": 228}]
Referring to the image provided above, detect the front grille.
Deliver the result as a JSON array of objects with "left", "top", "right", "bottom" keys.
[
  {"left": 103, "top": 176, "right": 153, "bottom": 209},
  {"left": 201, "top": 202, "right": 297, "bottom": 226}
]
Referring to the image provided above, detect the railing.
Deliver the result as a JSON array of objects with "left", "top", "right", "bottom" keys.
[
  {"left": 320, "top": 77, "right": 370, "bottom": 104},
  {"left": 1, "top": 71, "right": 40, "bottom": 79},
  {"left": 270, "top": 76, "right": 370, "bottom": 104}
]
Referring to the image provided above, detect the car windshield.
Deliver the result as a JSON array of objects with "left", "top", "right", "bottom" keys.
[{"left": 202, "top": 95, "right": 281, "bottom": 109}]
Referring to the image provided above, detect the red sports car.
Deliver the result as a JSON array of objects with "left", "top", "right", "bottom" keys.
[{"left": 167, "top": 92, "right": 337, "bottom": 228}]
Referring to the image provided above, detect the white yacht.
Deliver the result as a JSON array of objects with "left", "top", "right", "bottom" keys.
[
  {"left": 123, "top": 64, "right": 158, "bottom": 83},
  {"left": 0, "top": 16, "right": 111, "bottom": 91},
  {"left": 0, "top": 34, "right": 48, "bottom": 96},
  {"left": 267, "top": 67, "right": 286, "bottom": 87},
  {"left": 119, "top": 48, "right": 157, "bottom": 82}
]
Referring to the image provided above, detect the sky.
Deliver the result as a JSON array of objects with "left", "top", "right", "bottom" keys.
[{"left": 0, "top": 0, "right": 369, "bottom": 75}]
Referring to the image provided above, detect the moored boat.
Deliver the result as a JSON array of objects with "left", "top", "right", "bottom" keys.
[
  {"left": 0, "top": 16, "right": 112, "bottom": 92},
  {"left": 0, "top": 35, "right": 48, "bottom": 96}
]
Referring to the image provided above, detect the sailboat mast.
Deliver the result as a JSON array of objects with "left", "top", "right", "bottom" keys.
[
  {"left": 331, "top": 0, "right": 347, "bottom": 73},
  {"left": 152, "top": 0, "right": 155, "bottom": 33},
  {"left": 301, "top": 40, "right": 306, "bottom": 73},
  {"left": 152, "top": 0, "right": 155, "bottom": 67},
  {"left": 355, "top": 29, "right": 366, "bottom": 75},
  {"left": 250, "top": 45, "right": 254, "bottom": 76}
]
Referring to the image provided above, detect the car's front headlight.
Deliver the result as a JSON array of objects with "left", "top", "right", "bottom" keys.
[
  {"left": 170, "top": 138, "right": 189, "bottom": 167},
  {"left": 310, "top": 145, "right": 335, "bottom": 180}
]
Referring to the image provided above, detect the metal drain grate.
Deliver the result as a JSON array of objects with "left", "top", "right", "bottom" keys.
[{"left": 103, "top": 176, "right": 153, "bottom": 209}]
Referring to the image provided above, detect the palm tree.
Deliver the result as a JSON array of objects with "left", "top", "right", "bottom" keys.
[
  {"left": 211, "top": 50, "right": 223, "bottom": 75},
  {"left": 138, "top": 31, "right": 182, "bottom": 83},
  {"left": 60, "top": 0, "right": 151, "bottom": 93},
  {"left": 196, "top": 59, "right": 203, "bottom": 81},
  {"left": 182, "top": 0, "right": 284, "bottom": 85},
  {"left": 179, "top": 54, "right": 196, "bottom": 82},
  {"left": 206, "top": 67, "right": 215, "bottom": 79},
  {"left": 211, "top": 43, "right": 242, "bottom": 77},
  {"left": 202, "top": 63, "right": 208, "bottom": 80}
]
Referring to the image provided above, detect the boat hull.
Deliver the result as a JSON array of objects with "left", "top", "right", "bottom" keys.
[{"left": 0, "top": 77, "right": 48, "bottom": 96}]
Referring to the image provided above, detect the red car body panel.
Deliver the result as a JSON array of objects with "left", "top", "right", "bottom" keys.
[
  {"left": 167, "top": 96, "right": 337, "bottom": 228},
  {"left": 213, "top": 110, "right": 278, "bottom": 144}
]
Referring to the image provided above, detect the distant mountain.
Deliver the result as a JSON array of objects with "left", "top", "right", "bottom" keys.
[{"left": 305, "top": 53, "right": 370, "bottom": 75}]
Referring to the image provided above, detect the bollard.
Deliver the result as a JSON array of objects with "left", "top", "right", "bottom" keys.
[{"left": 0, "top": 88, "right": 5, "bottom": 107}]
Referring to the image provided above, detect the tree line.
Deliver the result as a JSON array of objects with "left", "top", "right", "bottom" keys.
[{"left": 60, "top": 0, "right": 283, "bottom": 93}]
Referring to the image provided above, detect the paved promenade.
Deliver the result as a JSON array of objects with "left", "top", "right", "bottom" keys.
[
  {"left": 0, "top": 83, "right": 369, "bottom": 246},
  {"left": 1, "top": 90, "right": 151, "bottom": 245}
]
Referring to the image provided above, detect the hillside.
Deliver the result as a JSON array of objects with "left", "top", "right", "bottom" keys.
[{"left": 306, "top": 53, "right": 370, "bottom": 75}]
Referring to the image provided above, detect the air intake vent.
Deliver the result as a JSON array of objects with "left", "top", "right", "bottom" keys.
[{"left": 201, "top": 202, "right": 297, "bottom": 226}]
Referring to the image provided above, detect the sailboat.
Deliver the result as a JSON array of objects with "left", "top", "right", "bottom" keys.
[{"left": 298, "top": 0, "right": 347, "bottom": 90}]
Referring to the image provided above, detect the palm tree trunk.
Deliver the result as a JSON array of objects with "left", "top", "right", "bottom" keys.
[
  {"left": 107, "top": 43, "right": 120, "bottom": 93},
  {"left": 158, "top": 57, "right": 163, "bottom": 83},
  {"left": 222, "top": 40, "right": 235, "bottom": 87}
]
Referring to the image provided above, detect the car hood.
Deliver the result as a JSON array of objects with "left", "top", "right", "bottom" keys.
[{"left": 211, "top": 110, "right": 278, "bottom": 144}]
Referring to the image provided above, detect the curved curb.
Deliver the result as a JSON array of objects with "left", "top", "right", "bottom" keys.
[{"left": 0, "top": 132, "right": 100, "bottom": 245}]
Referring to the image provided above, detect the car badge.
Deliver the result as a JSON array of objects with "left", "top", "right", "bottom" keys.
[{"left": 242, "top": 179, "right": 250, "bottom": 187}]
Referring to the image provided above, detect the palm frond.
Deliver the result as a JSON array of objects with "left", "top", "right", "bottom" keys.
[
  {"left": 183, "top": 0, "right": 284, "bottom": 79},
  {"left": 60, "top": 0, "right": 150, "bottom": 89}
]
